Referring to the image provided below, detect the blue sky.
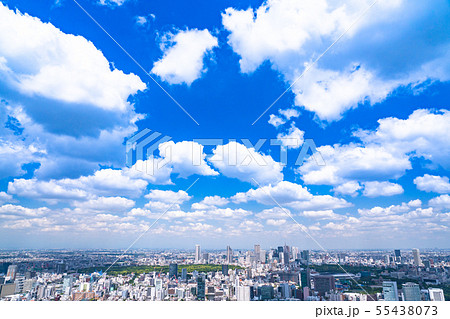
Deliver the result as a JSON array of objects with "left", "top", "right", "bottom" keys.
[{"left": 0, "top": 0, "right": 449, "bottom": 249}]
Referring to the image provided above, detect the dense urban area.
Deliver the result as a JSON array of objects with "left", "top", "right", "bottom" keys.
[{"left": 0, "top": 246, "right": 448, "bottom": 301}]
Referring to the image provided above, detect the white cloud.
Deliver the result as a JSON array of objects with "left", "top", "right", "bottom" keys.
[
  {"left": 362, "top": 181, "right": 404, "bottom": 197},
  {"left": 232, "top": 181, "right": 311, "bottom": 205},
  {"left": 414, "top": 174, "right": 450, "bottom": 194},
  {"left": 0, "top": 138, "right": 44, "bottom": 178},
  {"left": 358, "top": 109, "right": 450, "bottom": 169},
  {"left": 98, "top": 0, "right": 128, "bottom": 7},
  {"left": 0, "top": 3, "right": 145, "bottom": 112},
  {"left": 298, "top": 143, "right": 411, "bottom": 185},
  {"left": 231, "top": 181, "right": 350, "bottom": 211},
  {"left": 158, "top": 141, "right": 218, "bottom": 178},
  {"left": 268, "top": 114, "right": 285, "bottom": 127},
  {"left": 73, "top": 196, "right": 135, "bottom": 213},
  {"left": 266, "top": 219, "right": 286, "bottom": 226},
  {"left": 8, "top": 168, "right": 150, "bottom": 202},
  {"left": 429, "top": 195, "right": 450, "bottom": 210},
  {"left": 276, "top": 122, "right": 304, "bottom": 149},
  {"left": 291, "top": 64, "right": 396, "bottom": 121},
  {"left": 135, "top": 16, "right": 148, "bottom": 26},
  {"left": 191, "top": 195, "right": 229, "bottom": 210},
  {"left": 152, "top": 28, "right": 218, "bottom": 85},
  {"left": 302, "top": 210, "right": 344, "bottom": 220},
  {"left": 145, "top": 189, "right": 191, "bottom": 204},
  {"left": 255, "top": 207, "right": 290, "bottom": 219},
  {"left": 279, "top": 108, "right": 300, "bottom": 120},
  {"left": 333, "top": 181, "right": 361, "bottom": 197},
  {"left": 0, "top": 204, "right": 49, "bottom": 217},
  {"left": 210, "top": 141, "right": 283, "bottom": 185},
  {"left": 0, "top": 192, "right": 13, "bottom": 205},
  {"left": 222, "top": 0, "right": 449, "bottom": 121}
]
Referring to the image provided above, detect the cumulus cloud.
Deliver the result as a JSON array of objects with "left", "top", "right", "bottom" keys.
[
  {"left": 333, "top": 181, "right": 362, "bottom": 197},
  {"left": 222, "top": 0, "right": 450, "bottom": 121},
  {"left": 414, "top": 174, "right": 450, "bottom": 194},
  {"left": 152, "top": 28, "right": 218, "bottom": 85},
  {"left": 0, "top": 192, "right": 13, "bottom": 205},
  {"left": 0, "top": 3, "right": 145, "bottom": 112},
  {"left": 73, "top": 196, "right": 135, "bottom": 213},
  {"left": 302, "top": 210, "right": 345, "bottom": 220},
  {"left": 429, "top": 194, "right": 450, "bottom": 210},
  {"left": 8, "top": 168, "right": 150, "bottom": 202},
  {"left": 358, "top": 109, "right": 450, "bottom": 169},
  {"left": 210, "top": 141, "right": 283, "bottom": 185},
  {"left": 231, "top": 181, "right": 350, "bottom": 211},
  {"left": 362, "top": 181, "right": 404, "bottom": 197},
  {"left": 191, "top": 195, "right": 229, "bottom": 210},
  {"left": 298, "top": 143, "right": 410, "bottom": 186},
  {"left": 158, "top": 141, "right": 218, "bottom": 178},
  {"left": 98, "top": 0, "right": 128, "bottom": 7},
  {"left": 145, "top": 189, "right": 191, "bottom": 204},
  {"left": 276, "top": 122, "right": 305, "bottom": 149}
]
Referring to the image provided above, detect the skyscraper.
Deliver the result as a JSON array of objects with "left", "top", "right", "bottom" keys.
[
  {"left": 412, "top": 248, "right": 421, "bottom": 266},
  {"left": 6, "top": 265, "right": 17, "bottom": 281},
  {"left": 195, "top": 244, "right": 201, "bottom": 263},
  {"left": 300, "top": 268, "right": 311, "bottom": 289},
  {"left": 383, "top": 281, "right": 399, "bottom": 301},
  {"left": 226, "top": 245, "right": 233, "bottom": 264},
  {"left": 222, "top": 264, "right": 229, "bottom": 276},
  {"left": 402, "top": 282, "right": 421, "bottom": 301},
  {"left": 181, "top": 268, "right": 187, "bottom": 281},
  {"left": 394, "top": 249, "right": 401, "bottom": 262},
  {"left": 254, "top": 244, "right": 261, "bottom": 262},
  {"left": 196, "top": 275, "right": 205, "bottom": 300},
  {"left": 169, "top": 263, "right": 178, "bottom": 280},
  {"left": 428, "top": 288, "right": 445, "bottom": 301}
]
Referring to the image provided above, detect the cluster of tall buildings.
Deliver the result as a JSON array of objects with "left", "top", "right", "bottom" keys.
[{"left": 0, "top": 246, "right": 448, "bottom": 301}]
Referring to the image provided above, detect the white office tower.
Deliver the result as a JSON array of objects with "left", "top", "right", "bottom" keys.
[
  {"left": 259, "top": 249, "right": 266, "bottom": 263},
  {"left": 428, "top": 288, "right": 445, "bottom": 301},
  {"left": 236, "top": 286, "right": 251, "bottom": 301},
  {"left": 382, "top": 281, "right": 399, "bottom": 301},
  {"left": 226, "top": 245, "right": 233, "bottom": 263},
  {"left": 412, "top": 248, "right": 421, "bottom": 266},
  {"left": 402, "top": 282, "right": 421, "bottom": 301},
  {"left": 254, "top": 244, "right": 261, "bottom": 262},
  {"left": 195, "top": 244, "right": 201, "bottom": 263}
]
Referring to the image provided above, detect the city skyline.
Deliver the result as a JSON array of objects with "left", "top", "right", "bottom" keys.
[{"left": 0, "top": 0, "right": 449, "bottom": 250}]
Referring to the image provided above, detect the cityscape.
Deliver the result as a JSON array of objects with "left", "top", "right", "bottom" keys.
[
  {"left": 0, "top": 0, "right": 449, "bottom": 314},
  {"left": 0, "top": 245, "right": 448, "bottom": 301}
]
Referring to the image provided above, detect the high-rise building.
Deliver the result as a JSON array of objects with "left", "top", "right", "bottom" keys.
[
  {"left": 6, "top": 265, "right": 17, "bottom": 281},
  {"left": 301, "top": 250, "right": 310, "bottom": 264},
  {"left": 169, "top": 263, "right": 178, "bottom": 280},
  {"left": 254, "top": 245, "right": 261, "bottom": 262},
  {"left": 222, "top": 264, "right": 229, "bottom": 276},
  {"left": 260, "top": 285, "right": 274, "bottom": 301},
  {"left": 195, "top": 244, "right": 201, "bottom": 263},
  {"left": 383, "top": 281, "right": 399, "bottom": 301},
  {"left": 402, "top": 282, "right": 421, "bottom": 301},
  {"left": 202, "top": 252, "right": 209, "bottom": 264},
  {"left": 236, "top": 285, "right": 251, "bottom": 301},
  {"left": 300, "top": 268, "right": 311, "bottom": 288},
  {"left": 56, "top": 262, "right": 66, "bottom": 274},
  {"left": 428, "top": 288, "right": 445, "bottom": 301},
  {"left": 412, "top": 248, "right": 421, "bottom": 266},
  {"left": 181, "top": 268, "right": 187, "bottom": 281},
  {"left": 226, "top": 245, "right": 233, "bottom": 264},
  {"left": 196, "top": 275, "right": 205, "bottom": 300},
  {"left": 394, "top": 249, "right": 401, "bottom": 262},
  {"left": 313, "top": 275, "right": 335, "bottom": 295}
]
